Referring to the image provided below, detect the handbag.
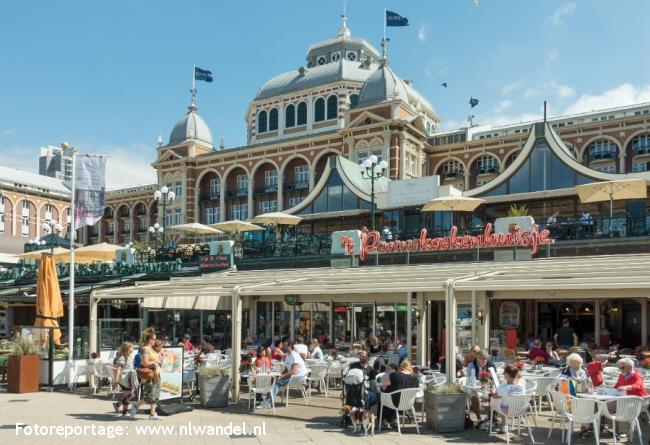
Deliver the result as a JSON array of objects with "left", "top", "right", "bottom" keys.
[{"left": 137, "top": 366, "right": 158, "bottom": 383}]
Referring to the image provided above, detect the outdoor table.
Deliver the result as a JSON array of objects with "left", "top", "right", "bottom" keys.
[{"left": 576, "top": 388, "right": 626, "bottom": 401}]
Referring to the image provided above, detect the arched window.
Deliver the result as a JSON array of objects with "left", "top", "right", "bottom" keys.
[
  {"left": 327, "top": 95, "right": 338, "bottom": 120},
  {"left": 314, "top": 98, "right": 325, "bottom": 122},
  {"left": 285, "top": 104, "right": 296, "bottom": 128},
  {"left": 588, "top": 139, "right": 617, "bottom": 161},
  {"left": 297, "top": 102, "right": 307, "bottom": 125},
  {"left": 475, "top": 156, "right": 499, "bottom": 175},
  {"left": 349, "top": 93, "right": 359, "bottom": 109},
  {"left": 269, "top": 108, "right": 278, "bottom": 131},
  {"left": 258, "top": 110, "right": 267, "bottom": 133}
]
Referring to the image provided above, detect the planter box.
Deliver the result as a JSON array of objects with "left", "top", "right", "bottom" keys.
[
  {"left": 8, "top": 355, "right": 41, "bottom": 393},
  {"left": 424, "top": 391, "right": 466, "bottom": 433},
  {"left": 198, "top": 375, "right": 230, "bottom": 408}
]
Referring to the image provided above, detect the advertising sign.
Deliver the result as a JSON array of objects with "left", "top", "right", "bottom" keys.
[
  {"left": 159, "top": 347, "right": 183, "bottom": 401},
  {"left": 199, "top": 254, "right": 231, "bottom": 272},
  {"left": 74, "top": 155, "right": 106, "bottom": 229},
  {"left": 384, "top": 176, "right": 440, "bottom": 209}
]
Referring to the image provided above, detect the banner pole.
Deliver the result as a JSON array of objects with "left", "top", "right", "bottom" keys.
[
  {"left": 192, "top": 64, "right": 195, "bottom": 93},
  {"left": 68, "top": 148, "right": 77, "bottom": 387}
]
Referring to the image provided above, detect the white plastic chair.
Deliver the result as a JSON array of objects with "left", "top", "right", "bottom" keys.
[
  {"left": 249, "top": 374, "right": 276, "bottom": 414},
  {"left": 182, "top": 361, "right": 196, "bottom": 394},
  {"left": 70, "top": 362, "right": 94, "bottom": 392},
  {"left": 271, "top": 360, "right": 284, "bottom": 373},
  {"left": 564, "top": 397, "right": 602, "bottom": 445},
  {"left": 488, "top": 394, "right": 535, "bottom": 445},
  {"left": 378, "top": 388, "right": 421, "bottom": 435},
  {"left": 93, "top": 363, "right": 115, "bottom": 397},
  {"left": 530, "top": 377, "right": 557, "bottom": 413},
  {"left": 308, "top": 363, "right": 329, "bottom": 397},
  {"left": 326, "top": 363, "right": 348, "bottom": 389},
  {"left": 494, "top": 361, "right": 505, "bottom": 370},
  {"left": 547, "top": 390, "right": 570, "bottom": 442},
  {"left": 603, "top": 366, "right": 621, "bottom": 378},
  {"left": 285, "top": 375, "right": 310, "bottom": 407},
  {"left": 601, "top": 396, "right": 644, "bottom": 445}
]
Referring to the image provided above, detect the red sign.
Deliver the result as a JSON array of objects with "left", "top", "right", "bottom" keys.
[
  {"left": 199, "top": 255, "right": 231, "bottom": 271},
  {"left": 348, "top": 223, "right": 552, "bottom": 262}
]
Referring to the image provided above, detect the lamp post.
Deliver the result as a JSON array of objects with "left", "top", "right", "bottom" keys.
[
  {"left": 43, "top": 221, "right": 63, "bottom": 253},
  {"left": 358, "top": 155, "right": 388, "bottom": 232},
  {"left": 153, "top": 186, "right": 175, "bottom": 248},
  {"left": 148, "top": 222, "right": 164, "bottom": 248}
]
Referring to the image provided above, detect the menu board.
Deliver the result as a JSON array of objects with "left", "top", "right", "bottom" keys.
[
  {"left": 159, "top": 347, "right": 183, "bottom": 401},
  {"left": 499, "top": 302, "right": 520, "bottom": 329}
]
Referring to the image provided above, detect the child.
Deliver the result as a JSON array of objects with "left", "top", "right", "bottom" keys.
[
  {"left": 113, "top": 341, "right": 137, "bottom": 416},
  {"left": 492, "top": 365, "right": 524, "bottom": 433}
]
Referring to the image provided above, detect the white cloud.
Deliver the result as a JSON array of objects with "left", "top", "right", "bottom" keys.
[
  {"left": 418, "top": 23, "right": 429, "bottom": 43},
  {"left": 524, "top": 88, "right": 541, "bottom": 98},
  {"left": 424, "top": 59, "right": 448, "bottom": 81},
  {"left": 554, "top": 83, "right": 575, "bottom": 99},
  {"left": 0, "top": 145, "right": 37, "bottom": 173},
  {"left": 2, "top": 128, "right": 16, "bottom": 136},
  {"left": 521, "top": 82, "right": 574, "bottom": 100},
  {"left": 440, "top": 119, "right": 464, "bottom": 131},
  {"left": 501, "top": 79, "right": 526, "bottom": 95},
  {"left": 493, "top": 100, "right": 514, "bottom": 113},
  {"left": 101, "top": 145, "right": 157, "bottom": 189},
  {"left": 481, "top": 112, "right": 543, "bottom": 128},
  {"left": 547, "top": 2, "right": 576, "bottom": 28},
  {"left": 563, "top": 83, "right": 650, "bottom": 115}
]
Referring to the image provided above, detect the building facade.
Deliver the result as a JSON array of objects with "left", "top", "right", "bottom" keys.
[{"left": 39, "top": 145, "right": 73, "bottom": 181}]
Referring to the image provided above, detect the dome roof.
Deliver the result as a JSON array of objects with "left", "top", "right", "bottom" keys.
[
  {"left": 168, "top": 96, "right": 213, "bottom": 148},
  {"left": 356, "top": 63, "right": 409, "bottom": 108}
]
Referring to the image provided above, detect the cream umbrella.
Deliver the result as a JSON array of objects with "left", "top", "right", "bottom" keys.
[
  {"left": 575, "top": 179, "right": 647, "bottom": 236},
  {"left": 18, "top": 247, "right": 70, "bottom": 262},
  {"left": 74, "top": 242, "right": 122, "bottom": 263},
  {"left": 251, "top": 212, "right": 303, "bottom": 226},
  {"left": 422, "top": 195, "right": 485, "bottom": 228},
  {"left": 169, "top": 222, "right": 223, "bottom": 235},
  {"left": 210, "top": 220, "right": 264, "bottom": 234}
]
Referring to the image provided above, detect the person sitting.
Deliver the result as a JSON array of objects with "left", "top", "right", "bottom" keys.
[
  {"left": 178, "top": 334, "right": 194, "bottom": 352},
  {"left": 367, "top": 335, "right": 382, "bottom": 354},
  {"left": 580, "top": 210, "right": 594, "bottom": 237},
  {"left": 439, "top": 352, "right": 465, "bottom": 378},
  {"left": 614, "top": 357, "right": 647, "bottom": 396},
  {"left": 547, "top": 211, "right": 559, "bottom": 226},
  {"left": 545, "top": 341, "right": 561, "bottom": 365},
  {"left": 396, "top": 338, "right": 408, "bottom": 359},
  {"left": 528, "top": 339, "right": 550, "bottom": 364},
  {"left": 254, "top": 345, "right": 271, "bottom": 371},
  {"left": 271, "top": 339, "right": 284, "bottom": 362},
  {"left": 293, "top": 335, "right": 308, "bottom": 358},
  {"left": 491, "top": 365, "right": 524, "bottom": 434},
  {"left": 464, "top": 344, "right": 481, "bottom": 367},
  {"left": 525, "top": 333, "right": 536, "bottom": 350},
  {"left": 380, "top": 360, "right": 419, "bottom": 430},
  {"left": 465, "top": 351, "right": 498, "bottom": 425},
  {"left": 561, "top": 353, "right": 589, "bottom": 380},
  {"left": 350, "top": 351, "right": 379, "bottom": 408},
  {"left": 308, "top": 338, "right": 323, "bottom": 360},
  {"left": 257, "top": 341, "right": 307, "bottom": 409}
]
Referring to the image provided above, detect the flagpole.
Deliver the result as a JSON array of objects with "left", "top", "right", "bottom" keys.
[
  {"left": 192, "top": 64, "right": 196, "bottom": 93},
  {"left": 66, "top": 143, "right": 77, "bottom": 387}
]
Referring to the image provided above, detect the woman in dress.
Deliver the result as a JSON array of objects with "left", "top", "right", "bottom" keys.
[{"left": 112, "top": 341, "right": 136, "bottom": 416}]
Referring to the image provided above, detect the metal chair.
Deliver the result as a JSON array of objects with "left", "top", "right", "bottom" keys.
[
  {"left": 249, "top": 374, "right": 276, "bottom": 414},
  {"left": 488, "top": 394, "right": 535, "bottom": 445},
  {"left": 285, "top": 375, "right": 310, "bottom": 407},
  {"left": 601, "top": 396, "right": 644, "bottom": 445},
  {"left": 386, "top": 354, "right": 401, "bottom": 368},
  {"left": 378, "top": 388, "right": 421, "bottom": 435},
  {"left": 564, "top": 397, "right": 602, "bottom": 445}
]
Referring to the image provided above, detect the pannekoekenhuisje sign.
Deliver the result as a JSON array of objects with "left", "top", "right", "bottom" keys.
[{"left": 340, "top": 223, "right": 552, "bottom": 262}]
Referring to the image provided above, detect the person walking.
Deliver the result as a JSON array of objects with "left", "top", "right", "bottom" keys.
[
  {"left": 112, "top": 341, "right": 137, "bottom": 416},
  {"left": 130, "top": 333, "right": 162, "bottom": 420},
  {"left": 554, "top": 318, "right": 578, "bottom": 349}
]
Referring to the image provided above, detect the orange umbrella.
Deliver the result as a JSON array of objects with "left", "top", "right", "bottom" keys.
[{"left": 34, "top": 254, "right": 64, "bottom": 345}]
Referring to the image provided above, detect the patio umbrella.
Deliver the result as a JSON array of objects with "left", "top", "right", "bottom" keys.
[
  {"left": 210, "top": 220, "right": 264, "bottom": 234},
  {"left": 18, "top": 247, "right": 70, "bottom": 262},
  {"left": 251, "top": 212, "right": 303, "bottom": 226},
  {"left": 74, "top": 242, "right": 122, "bottom": 263},
  {"left": 169, "top": 222, "right": 223, "bottom": 235},
  {"left": 421, "top": 195, "right": 485, "bottom": 227},
  {"left": 576, "top": 179, "right": 647, "bottom": 236},
  {"left": 34, "top": 254, "right": 64, "bottom": 345}
]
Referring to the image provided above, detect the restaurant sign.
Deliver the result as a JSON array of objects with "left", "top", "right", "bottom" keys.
[
  {"left": 199, "top": 254, "right": 232, "bottom": 272},
  {"left": 340, "top": 223, "right": 552, "bottom": 262}
]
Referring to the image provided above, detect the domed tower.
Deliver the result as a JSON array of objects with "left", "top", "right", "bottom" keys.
[{"left": 160, "top": 90, "right": 214, "bottom": 158}]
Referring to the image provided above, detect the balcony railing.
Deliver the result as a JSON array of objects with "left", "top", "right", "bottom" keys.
[
  {"left": 541, "top": 215, "right": 649, "bottom": 240},
  {"left": 632, "top": 145, "right": 650, "bottom": 157},
  {"left": 589, "top": 150, "right": 616, "bottom": 161},
  {"left": 254, "top": 185, "right": 278, "bottom": 195},
  {"left": 200, "top": 193, "right": 220, "bottom": 202},
  {"left": 443, "top": 171, "right": 464, "bottom": 179},
  {"left": 283, "top": 181, "right": 309, "bottom": 191},
  {"left": 476, "top": 166, "right": 498, "bottom": 175},
  {"left": 226, "top": 189, "right": 248, "bottom": 199}
]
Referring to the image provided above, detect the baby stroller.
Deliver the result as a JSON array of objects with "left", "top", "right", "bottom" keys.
[{"left": 340, "top": 368, "right": 367, "bottom": 428}]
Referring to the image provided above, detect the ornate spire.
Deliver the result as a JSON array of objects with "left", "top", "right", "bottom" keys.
[
  {"left": 188, "top": 88, "right": 197, "bottom": 113},
  {"left": 337, "top": 14, "right": 351, "bottom": 39},
  {"left": 380, "top": 37, "right": 390, "bottom": 65},
  {"left": 157, "top": 133, "right": 164, "bottom": 147}
]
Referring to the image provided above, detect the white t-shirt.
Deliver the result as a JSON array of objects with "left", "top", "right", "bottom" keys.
[
  {"left": 293, "top": 343, "right": 308, "bottom": 356},
  {"left": 285, "top": 350, "right": 308, "bottom": 377},
  {"left": 496, "top": 382, "right": 524, "bottom": 410},
  {"left": 310, "top": 346, "right": 323, "bottom": 360}
]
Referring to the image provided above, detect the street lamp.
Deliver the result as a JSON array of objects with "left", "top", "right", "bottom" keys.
[
  {"left": 43, "top": 221, "right": 63, "bottom": 253},
  {"left": 358, "top": 155, "right": 388, "bottom": 232},
  {"left": 148, "top": 222, "right": 164, "bottom": 247},
  {"left": 153, "top": 186, "right": 175, "bottom": 247}
]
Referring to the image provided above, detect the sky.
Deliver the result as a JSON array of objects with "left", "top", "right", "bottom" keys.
[{"left": 1, "top": 0, "right": 649, "bottom": 188}]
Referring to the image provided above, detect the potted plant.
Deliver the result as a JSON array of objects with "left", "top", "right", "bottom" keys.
[
  {"left": 239, "top": 354, "right": 253, "bottom": 374},
  {"left": 533, "top": 356, "right": 546, "bottom": 371},
  {"left": 7, "top": 335, "right": 40, "bottom": 394},
  {"left": 196, "top": 364, "right": 231, "bottom": 408},
  {"left": 424, "top": 382, "right": 467, "bottom": 433},
  {"left": 479, "top": 370, "right": 493, "bottom": 388}
]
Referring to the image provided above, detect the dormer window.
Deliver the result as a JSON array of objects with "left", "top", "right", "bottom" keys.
[
  {"left": 331, "top": 52, "right": 340, "bottom": 62},
  {"left": 317, "top": 56, "right": 326, "bottom": 65},
  {"left": 346, "top": 51, "right": 357, "bottom": 61}
]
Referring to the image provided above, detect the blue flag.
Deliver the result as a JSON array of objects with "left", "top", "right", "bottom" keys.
[
  {"left": 386, "top": 10, "right": 409, "bottom": 27},
  {"left": 470, "top": 97, "right": 479, "bottom": 108},
  {"left": 195, "top": 67, "right": 213, "bottom": 83}
]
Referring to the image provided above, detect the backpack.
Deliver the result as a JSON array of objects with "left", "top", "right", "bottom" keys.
[{"left": 133, "top": 352, "right": 141, "bottom": 369}]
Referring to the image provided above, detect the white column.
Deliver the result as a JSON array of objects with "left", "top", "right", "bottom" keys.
[
  {"left": 642, "top": 299, "right": 648, "bottom": 347},
  {"left": 247, "top": 176, "right": 254, "bottom": 218},
  {"left": 129, "top": 214, "right": 134, "bottom": 243},
  {"left": 471, "top": 290, "right": 477, "bottom": 345},
  {"left": 113, "top": 213, "right": 118, "bottom": 244},
  {"left": 406, "top": 292, "right": 413, "bottom": 362},
  {"left": 277, "top": 172, "right": 284, "bottom": 211},
  {"left": 278, "top": 104, "right": 285, "bottom": 136},
  {"left": 594, "top": 298, "right": 601, "bottom": 347},
  {"left": 219, "top": 177, "right": 226, "bottom": 222},
  {"left": 416, "top": 293, "right": 427, "bottom": 366},
  {"left": 230, "top": 286, "right": 243, "bottom": 402}
]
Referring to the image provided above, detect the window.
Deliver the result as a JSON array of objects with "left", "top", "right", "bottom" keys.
[
  {"left": 204, "top": 207, "right": 220, "bottom": 224},
  {"left": 349, "top": 93, "right": 359, "bottom": 109},
  {"left": 632, "top": 161, "right": 649, "bottom": 173},
  {"left": 173, "top": 208, "right": 181, "bottom": 225},
  {"left": 22, "top": 200, "right": 30, "bottom": 216},
  {"left": 108, "top": 223, "right": 114, "bottom": 234},
  {"left": 258, "top": 110, "right": 267, "bottom": 133},
  {"left": 123, "top": 222, "right": 131, "bottom": 234},
  {"left": 314, "top": 98, "right": 325, "bottom": 122},
  {"left": 295, "top": 165, "right": 309, "bottom": 186},
  {"left": 440, "top": 160, "right": 464, "bottom": 179},
  {"left": 165, "top": 209, "right": 172, "bottom": 227},
  {"left": 66, "top": 208, "right": 71, "bottom": 224},
  {"left": 331, "top": 52, "right": 340, "bottom": 62},
  {"left": 175, "top": 181, "right": 182, "bottom": 197},
  {"left": 357, "top": 150, "right": 383, "bottom": 165},
  {"left": 317, "top": 55, "right": 326, "bottom": 65},
  {"left": 406, "top": 153, "right": 418, "bottom": 176},
  {"left": 476, "top": 156, "right": 499, "bottom": 175},
  {"left": 346, "top": 51, "right": 357, "bottom": 61},
  {"left": 236, "top": 174, "right": 248, "bottom": 195},
  {"left": 231, "top": 204, "right": 248, "bottom": 220},
  {"left": 594, "top": 164, "right": 616, "bottom": 173},
  {"left": 288, "top": 196, "right": 302, "bottom": 208},
  {"left": 0, "top": 196, "right": 4, "bottom": 210},
  {"left": 285, "top": 104, "right": 295, "bottom": 128},
  {"left": 22, "top": 216, "right": 29, "bottom": 236},
  {"left": 297, "top": 102, "right": 307, "bottom": 125},
  {"left": 326, "top": 95, "right": 338, "bottom": 120},
  {"left": 209, "top": 178, "right": 220, "bottom": 198},
  {"left": 632, "top": 134, "right": 650, "bottom": 156},
  {"left": 259, "top": 200, "right": 277, "bottom": 214},
  {"left": 264, "top": 170, "right": 278, "bottom": 190},
  {"left": 269, "top": 108, "right": 278, "bottom": 131},
  {"left": 138, "top": 219, "right": 147, "bottom": 231},
  {"left": 588, "top": 139, "right": 617, "bottom": 161}
]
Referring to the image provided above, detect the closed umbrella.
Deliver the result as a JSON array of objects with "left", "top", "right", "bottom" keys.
[
  {"left": 34, "top": 254, "right": 64, "bottom": 345},
  {"left": 576, "top": 179, "right": 647, "bottom": 236},
  {"left": 422, "top": 195, "right": 485, "bottom": 227}
]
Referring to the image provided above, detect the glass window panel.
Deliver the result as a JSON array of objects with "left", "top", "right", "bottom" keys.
[
  {"left": 268, "top": 108, "right": 278, "bottom": 131},
  {"left": 314, "top": 98, "right": 325, "bottom": 122},
  {"left": 258, "top": 111, "right": 267, "bottom": 133},
  {"left": 342, "top": 184, "right": 356, "bottom": 209},
  {"left": 375, "top": 304, "right": 395, "bottom": 342},
  {"left": 285, "top": 104, "right": 295, "bottom": 128},
  {"left": 273, "top": 302, "right": 291, "bottom": 340},
  {"left": 311, "top": 302, "right": 331, "bottom": 347},
  {"left": 327, "top": 95, "right": 338, "bottom": 120},
  {"left": 297, "top": 102, "right": 307, "bottom": 125},
  {"left": 333, "top": 304, "right": 350, "bottom": 345},
  {"left": 353, "top": 303, "right": 373, "bottom": 342}
]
